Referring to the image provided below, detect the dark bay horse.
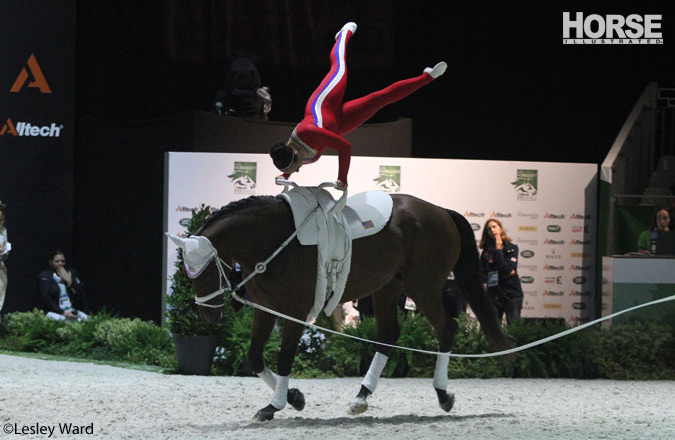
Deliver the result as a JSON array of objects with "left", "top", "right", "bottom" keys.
[{"left": 174, "top": 193, "right": 512, "bottom": 421}]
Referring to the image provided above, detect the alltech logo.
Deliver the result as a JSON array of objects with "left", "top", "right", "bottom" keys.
[
  {"left": 10, "top": 54, "right": 52, "bottom": 94},
  {"left": 563, "top": 12, "right": 663, "bottom": 44},
  {"left": 1, "top": 118, "right": 62, "bottom": 137}
]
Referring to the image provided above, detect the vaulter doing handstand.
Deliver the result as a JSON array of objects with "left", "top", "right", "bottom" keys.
[{"left": 270, "top": 22, "right": 447, "bottom": 190}]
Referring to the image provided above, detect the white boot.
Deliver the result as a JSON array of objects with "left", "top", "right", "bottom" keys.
[
  {"left": 335, "top": 22, "right": 357, "bottom": 40},
  {"left": 424, "top": 61, "right": 447, "bottom": 79}
]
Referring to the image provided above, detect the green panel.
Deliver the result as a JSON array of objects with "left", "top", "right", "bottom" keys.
[
  {"left": 612, "top": 283, "right": 675, "bottom": 330},
  {"left": 615, "top": 205, "right": 654, "bottom": 254}
]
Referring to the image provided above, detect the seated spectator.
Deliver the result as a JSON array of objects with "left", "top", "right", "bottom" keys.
[
  {"left": 637, "top": 206, "right": 672, "bottom": 254},
  {"left": 39, "top": 250, "right": 89, "bottom": 321},
  {"left": 211, "top": 53, "right": 272, "bottom": 120}
]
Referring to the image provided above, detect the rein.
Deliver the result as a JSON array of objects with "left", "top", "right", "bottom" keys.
[{"left": 194, "top": 179, "right": 345, "bottom": 309}]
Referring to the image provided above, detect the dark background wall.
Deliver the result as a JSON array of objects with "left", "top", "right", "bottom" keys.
[
  {"left": 2, "top": 0, "right": 674, "bottom": 322},
  {"left": 0, "top": 0, "right": 76, "bottom": 312}
]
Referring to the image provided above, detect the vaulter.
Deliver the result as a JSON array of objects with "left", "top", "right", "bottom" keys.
[{"left": 270, "top": 22, "right": 447, "bottom": 190}]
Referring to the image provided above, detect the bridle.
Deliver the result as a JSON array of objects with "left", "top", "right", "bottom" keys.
[{"left": 191, "top": 180, "right": 348, "bottom": 310}]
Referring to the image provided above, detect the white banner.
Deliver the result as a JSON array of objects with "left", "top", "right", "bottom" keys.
[{"left": 164, "top": 152, "right": 597, "bottom": 324}]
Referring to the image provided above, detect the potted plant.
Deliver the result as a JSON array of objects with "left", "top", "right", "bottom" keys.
[{"left": 166, "top": 204, "right": 222, "bottom": 375}]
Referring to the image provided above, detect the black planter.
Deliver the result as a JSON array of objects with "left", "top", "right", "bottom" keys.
[{"left": 172, "top": 334, "right": 218, "bottom": 375}]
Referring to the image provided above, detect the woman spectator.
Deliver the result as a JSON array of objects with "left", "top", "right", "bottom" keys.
[
  {"left": 0, "top": 200, "right": 8, "bottom": 314},
  {"left": 637, "top": 206, "right": 672, "bottom": 254},
  {"left": 479, "top": 218, "right": 524, "bottom": 324}
]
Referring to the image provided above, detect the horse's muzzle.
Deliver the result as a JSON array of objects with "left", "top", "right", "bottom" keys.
[{"left": 198, "top": 306, "right": 223, "bottom": 324}]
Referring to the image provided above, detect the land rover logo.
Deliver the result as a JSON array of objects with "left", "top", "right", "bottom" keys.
[
  {"left": 471, "top": 223, "right": 480, "bottom": 231},
  {"left": 573, "top": 302, "right": 587, "bottom": 310},
  {"left": 521, "top": 276, "right": 534, "bottom": 284},
  {"left": 521, "top": 250, "right": 535, "bottom": 258},
  {"left": 547, "top": 225, "right": 561, "bottom": 232},
  {"left": 179, "top": 218, "right": 190, "bottom": 227},
  {"left": 573, "top": 276, "right": 587, "bottom": 285}
]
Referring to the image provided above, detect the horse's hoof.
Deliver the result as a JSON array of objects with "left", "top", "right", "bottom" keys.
[
  {"left": 252, "top": 404, "right": 278, "bottom": 422},
  {"left": 287, "top": 388, "right": 305, "bottom": 411},
  {"left": 438, "top": 391, "right": 455, "bottom": 412},
  {"left": 347, "top": 397, "right": 368, "bottom": 415}
]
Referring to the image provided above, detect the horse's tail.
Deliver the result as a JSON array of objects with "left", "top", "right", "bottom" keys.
[{"left": 446, "top": 209, "right": 514, "bottom": 352}]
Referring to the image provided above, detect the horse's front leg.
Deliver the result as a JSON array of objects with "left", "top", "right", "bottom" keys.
[
  {"left": 253, "top": 317, "right": 306, "bottom": 422},
  {"left": 349, "top": 285, "right": 400, "bottom": 415}
]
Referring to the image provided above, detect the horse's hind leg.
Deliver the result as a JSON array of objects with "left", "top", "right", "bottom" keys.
[
  {"left": 249, "top": 309, "right": 305, "bottom": 422},
  {"left": 405, "top": 274, "right": 459, "bottom": 412},
  {"left": 348, "top": 279, "right": 401, "bottom": 415}
]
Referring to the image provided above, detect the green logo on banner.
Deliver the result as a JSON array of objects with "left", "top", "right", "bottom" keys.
[
  {"left": 228, "top": 162, "right": 257, "bottom": 194},
  {"left": 511, "top": 169, "right": 538, "bottom": 201},
  {"left": 374, "top": 165, "right": 401, "bottom": 192}
]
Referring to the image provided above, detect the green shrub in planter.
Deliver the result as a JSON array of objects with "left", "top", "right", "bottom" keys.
[{"left": 166, "top": 204, "right": 224, "bottom": 337}]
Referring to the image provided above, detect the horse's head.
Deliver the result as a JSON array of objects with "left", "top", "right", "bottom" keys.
[{"left": 167, "top": 234, "right": 229, "bottom": 324}]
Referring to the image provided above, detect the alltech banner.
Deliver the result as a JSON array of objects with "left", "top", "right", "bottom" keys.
[
  {"left": 0, "top": 0, "right": 76, "bottom": 311},
  {"left": 164, "top": 153, "right": 597, "bottom": 324}
]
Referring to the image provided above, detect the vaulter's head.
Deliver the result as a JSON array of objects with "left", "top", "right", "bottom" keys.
[{"left": 270, "top": 142, "right": 302, "bottom": 174}]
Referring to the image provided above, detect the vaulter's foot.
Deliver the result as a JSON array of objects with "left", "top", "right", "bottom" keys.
[
  {"left": 424, "top": 61, "right": 447, "bottom": 79},
  {"left": 336, "top": 22, "right": 357, "bottom": 40}
]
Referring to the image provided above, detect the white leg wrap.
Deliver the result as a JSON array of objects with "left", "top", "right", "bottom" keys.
[
  {"left": 433, "top": 352, "right": 450, "bottom": 390},
  {"left": 257, "top": 367, "right": 278, "bottom": 391},
  {"left": 362, "top": 352, "right": 389, "bottom": 393},
  {"left": 271, "top": 375, "right": 289, "bottom": 410}
]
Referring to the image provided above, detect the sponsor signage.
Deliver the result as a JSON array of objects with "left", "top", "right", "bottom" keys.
[
  {"left": 569, "top": 264, "right": 591, "bottom": 271},
  {"left": 10, "top": 54, "right": 52, "bottom": 94},
  {"left": 470, "top": 223, "right": 481, "bottom": 231},
  {"left": 464, "top": 211, "right": 485, "bottom": 218},
  {"left": 547, "top": 225, "right": 561, "bottom": 232},
  {"left": 543, "top": 290, "right": 564, "bottom": 296},
  {"left": 512, "top": 169, "right": 538, "bottom": 201},
  {"left": 517, "top": 211, "right": 538, "bottom": 219},
  {"left": 229, "top": 162, "right": 257, "bottom": 194},
  {"left": 520, "top": 250, "right": 535, "bottom": 258},
  {"left": 518, "top": 226, "right": 538, "bottom": 232},
  {"left": 374, "top": 165, "right": 401, "bottom": 192},
  {"left": 521, "top": 276, "right": 535, "bottom": 284},
  {"left": 0, "top": 118, "right": 63, "bottom": 137},
  {"left": 544, "top": 264, "right": 564, "bottom": 271},
  {"left": 573, "top": 276, "right": 587, "bottom": 285},
  {"left": 544, "top": 238, "right": 565, "bottom": 245},
  {"left": 544, "top": 303, "right": 562, "bottom": 309}
]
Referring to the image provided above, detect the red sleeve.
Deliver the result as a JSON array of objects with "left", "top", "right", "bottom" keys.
[{"left": 295, "top": 124, "right": 351, "bottom": 183}]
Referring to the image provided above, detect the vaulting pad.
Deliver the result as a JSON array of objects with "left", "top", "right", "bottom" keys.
[{"left": 279, "top": 189, "right": 393, "bottom": 246}]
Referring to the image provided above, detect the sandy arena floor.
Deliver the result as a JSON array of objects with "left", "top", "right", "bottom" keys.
[{"left": 1, "top": 354, "right": 674, "bottom": 439}]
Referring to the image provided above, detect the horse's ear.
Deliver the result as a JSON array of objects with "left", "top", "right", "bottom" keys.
[{"left": 166, "top": 233, "right": 188, "bottom": 251}]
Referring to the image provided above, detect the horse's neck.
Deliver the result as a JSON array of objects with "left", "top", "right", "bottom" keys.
[{"left": 211, "top": 200, "right": 293, "bottom": 270}]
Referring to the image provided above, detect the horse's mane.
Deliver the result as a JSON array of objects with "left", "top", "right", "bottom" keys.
[{"left": 196, "top": 195, "right": 281, "bottom": 234}]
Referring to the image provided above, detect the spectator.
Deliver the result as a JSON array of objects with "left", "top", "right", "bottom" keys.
[
  {"left": 479, "top": 218, "right": 524, "bottom": 325},
  {"left": 212, "top": 53, "right": 271, "bottom": 120},
  {"left": 39, "top": 250, "right": 90, "bottom": 321},
  {"left": 0, "top": 200, "right": 9, "bottom": 314},
  {"left": 637, "top": 206, "right": 672, "bottom": 254}
]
